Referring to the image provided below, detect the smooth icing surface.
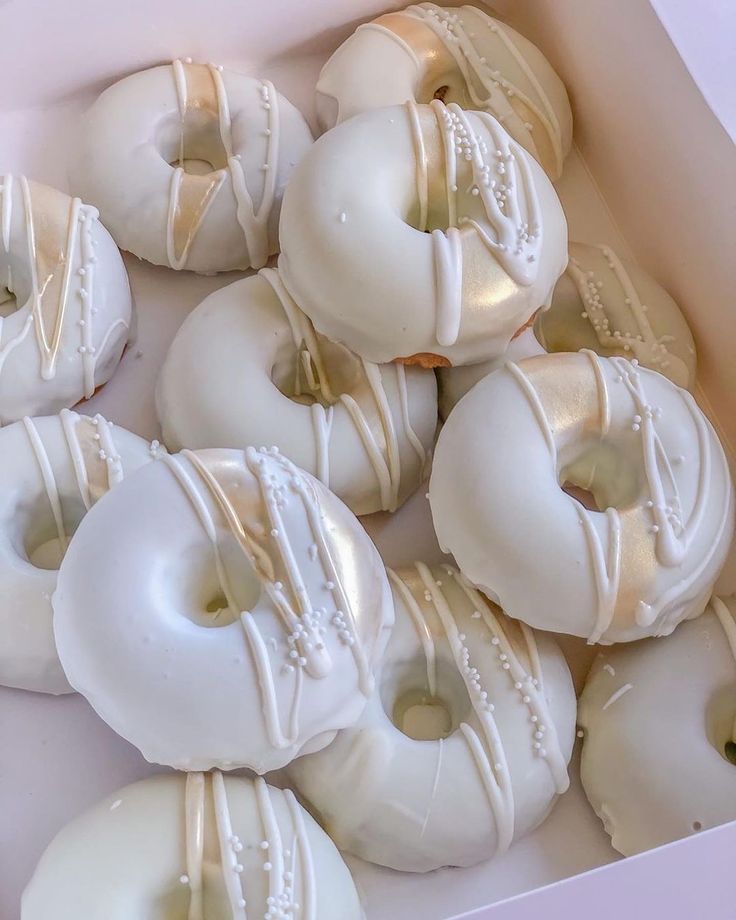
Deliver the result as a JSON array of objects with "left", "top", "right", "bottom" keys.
[
  {"left": 22, "top": 771, "right": 363, "bottom": 919},
  {"left": 429, "top": 352, "right": 734, "bottom": 643},
  {"left": 54, "top": 447, "right": 394, "bottom": 771},
  {"left": 0, "top": 176, "right": 132, "bottom": 423},
  {"left": 279, "top": 101, "right": 567, "bottom": 366},
  {"left": 289, "top": 562, "right": 574, "bottom": 872},
  {"left": 438, "top": 241, "right": 697, "bottom": 417},
  {"left": 156, "top": 269, "right": 437, "bottom": 516},
  {"left": 71, "top": 62, "right": 312, "bottom": 273},
  {"left": 578, "top": 595, "right": 736, "bottom": 856},
  {"left": 316, "top": 3, "right": 573, "bottom": 179},
  {"left": 0, "top": 411, "right": 156, "bottom": 694}
]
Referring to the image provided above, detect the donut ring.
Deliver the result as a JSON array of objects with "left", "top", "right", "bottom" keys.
[
  {"left": 156, "top": 268, "right": 438, "bottom": 515},
  {"left": 23, "top": 771, "right": 363, "bottom": 919},
  {"left": 430, "top": 352, "right": 734, "bottom": 643},
  {"left": 438, "top": 241, "right": 698, "bottom": 417},
  {"left": 289, "top": 562, "right": 574, "bottom": 872},
  {"left": 279, "top": 100, "right": 567, "bottom": 367},
  {"left": 0, "top": 411, "right": 156, "bottom": 695},
  {"left": 54, "top": 446, "right": 394, "bottom": 771},
  {"left": 0, "top": 176, "right": 132, "bottom": 423},
  {"left": 316, "top": 3, "right": 572, "bottom": 179},
  {"left": 72, "top": 61, "right": 312, "bottom": 273},
  {"left": 578, "top": 595, "right": 736, "bottom": 855}
]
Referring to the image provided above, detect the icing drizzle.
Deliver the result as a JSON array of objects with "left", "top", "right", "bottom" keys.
[
  {"left": 167, "top": 62, "right": 280, "bottom": 270},
  {"left": 262, "top": 268, "right": 426, "bottom": 511}
]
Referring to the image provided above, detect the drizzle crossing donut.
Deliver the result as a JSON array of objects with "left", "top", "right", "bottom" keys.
[
  {"left": 0, "top": 176, "right": 132, "bottom": 423},
  {"left": 156, "top": 269, "right": 438, "bottom": 515},
  {"left": 72, "top": 61, "right": 312, "bottom": 272},
  {"left": 54, "top": 446, "right": 394, "bottom": 771},
  {"left": 289, "top": 562, "right": 574, "bottom": 872},
  {"left": 279, "top": 100, "right": 567, "bottom": 367},
  {"left": 430, "top": 352, "right": 734, "bottom": 642},
  {"left": 23, "top": 771, "right": 363, "bottom": 919}
]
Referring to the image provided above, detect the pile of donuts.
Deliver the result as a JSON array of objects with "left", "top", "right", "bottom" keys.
[{"left": 3, "top": 4, "right": 734, "bottom": 917}]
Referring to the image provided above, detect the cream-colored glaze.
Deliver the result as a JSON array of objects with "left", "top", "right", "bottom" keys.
[
  {"left": 279, "top": 101, "right": 567, "bottom": 366},
  {"left": 53, "top": 447, "right": 394, "bottom": 771},
  {"left": 0, "top": 411, "right": 156, "bottom": 694},
  {"left": 429, "top": 352, "right": 734, "bottom": 643},
  {"left": 156, "top": 269, "right": 437, "bottom": 516},
  {"left": 289, "top": 562, "right": 575, "bottom": 872},
  {"left": 315, "top": 3, "right": 573, "bottom": 179},
  {"left": 22, "top": 772, "right": 363, "bottom": 919},
  {"left": 578, "top": 595, "right": 736, "bottom": 856},
  {"left": 0, "top": 176, "right": 132, "bottom": 423},
  {"left": 71, "top": 62, "right": 312, "bottom": 273},
  {"left": 438, "top": 241, "right": 698, "bottom": 417}
]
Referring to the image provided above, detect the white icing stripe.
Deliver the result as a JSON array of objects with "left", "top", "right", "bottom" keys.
[
  {"left": 405, "top": 100, "right": 428, "bottom": 232},
  {"left": 582, "top": 348, "right": 611, "bottom": 435},
  {"left": 420, "top": 736, "right": 444, "bottom": 839},
  {"left": 395, "top": 363, "right": 427, "bottom": 477},
  {"left": 458, "top": 722, "right": 511, "bottom": 855},
  {"left": 387, "top": 567, "right": 437, "bottom": 696},
  {"left": 711, "top": 597, "right": 736, "bottom": 667},
  {"left": 165, "top": 167, "right": 226, "bottom": 270},
  {"left": 601, "top": 683, "right": 633, "bottom": 711},
  {"left": 59, "top": 409, "right": 92, "bottom": 510},
  {"left": 172, "top": 59, "right": 188, "bottom": 117},
  {"left": 506, "top": 361, "right": 556, "bottom": 459},
  {"left": 95, "top": 415, "right": 124, "bottom": 489},
  {"left": 310, "top": 403, "right": 333, "bottom": 487},
  {"left": 255, "top": 777, "right": 285, "bottom": 911},
  {"left": 211, "top": 771, "right": 249, "bottom": 919},
  {"left": 241, "top": 611, "right": 294, "bottom": 749},
  {"left": 284, "top": 788, "right": 317, "bottom": 920},
  {"left": 22, "top": 416, "right": 68, "bottom": 553},
  {"left": 362, "top": 360, "right": 402, "bottom": 509},
  {"left": 184, "top": 772, "right": 205, "bottom": 920},
  {"left": 431, "top": 227, "right": 463, "bottom": 348},
  {"left": 578, "top": 506, "right": 622, "bottom": 645},
  {"left": 431, "top": 100, "right": 458, "bottom": 229}
]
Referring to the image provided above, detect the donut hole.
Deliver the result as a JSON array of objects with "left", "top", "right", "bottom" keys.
[
  {"left": 0, "top": 285, "right": 18, "bottom": 318},
  {"left": 17, "top": 494, "right": 86, "bottom": 571},
  {"left": 156, "top": 111, "right": 230, "bottom": 176},
  {"left": 559, "top": 443, "right": 642, "bottom": 513},
  {"left": 705, "top": 682, "right": 736, "bottom": 766},
  {"left": 271, "top": 336, "right": 364, "bottom": 408},
  {"left": 381, "top": 657, "right": 471, "bottom": 741}
]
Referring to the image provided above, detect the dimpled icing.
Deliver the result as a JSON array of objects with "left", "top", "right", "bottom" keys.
[
  {"left": 22, "top": 771, "right": 363, "bottom": 919},
  {"left": 53, "top": 446, "right": 394, "bottom": 772},
  {"left": 71, "top": 61, "right": 312, "bottom": 273},
  {"left": 316, "top": 3, "right": 572, "bottom": 179},
  {"left": 0, "top": 411, "right": 157, "bottom": 694},
  {"left": 578, "top": 596, "right": 736, "bottom": 856},
  {"left": 289, "top": 562, "right": 575, "bottom": 872},
  {"left": 0, "top": 176, "right": 132, "bottom": 423},
  {"left": 279, "top": 100, "right": 567, "bottom": 367},
  {"left": 156, "top": 269, "right": 438, "bottom": 516},
  {"left": 430, "top": 352, "right": 734, "bottom": 643}
]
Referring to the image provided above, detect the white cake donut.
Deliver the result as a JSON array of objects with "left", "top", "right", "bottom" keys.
[
  {"left": 578, "top": 595, "right": 736, "bottom": 856},
  {"left": 316, "top": 3, "right": 573, "bottom": 179},
  {"left": 430, "top": 352, "right": 734, "bottom": 643},
  {"left": 438, "top": 241, "right": 697, "bottom": 417},
  {"left": 156, "top": 268, "right": 437, "bottom": 516},
  {"left": 0, "top": 176, "right": 132, "bottom": 423},
  {"left": 289, "top": 562, "right": 575, "bottom": 872},
  {"left": 23, "top": 771, "right": 363, "bottom": 919},
  {"left": 0, "top": 411, "right": 157, "bottom": 695},
  {"left": 54, "top": 446, "right": 394, "bottom": 772},
  {"left": 279, "top": 100, "right": 567, "bottom": 367},
  {"left": 71, "top": 61, "right": 313, "bottom": 273}
]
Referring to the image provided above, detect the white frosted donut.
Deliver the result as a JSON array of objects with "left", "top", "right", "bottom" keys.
[
  {"left": 23, "top": 771, "right": 363, "bottom": 919},
  {"left": 0, "top": 176, "right": 132, "bottom": 423},
  {"left": 0, "top": 411, "right": 157, "bottom": 695},
  {"left": 316, "top": 3, "right": 572, "bottom": 180},
  {"left": 289, "top": 562, "right": 575, "bottom": 872},
  {"left": 438, "top": 241, "right": 698, "bottom": 417},
  {"left": 54, "top": 446, "right": 394, "bottom": 771},
  {"left": 279, "top": 100, "right": 567, "bottom": 367},
  {"left": 430, "top": 352, "right": 734, "bottom": 643},
  {"left": 578, "top": 595, "right": 736, "bottom": 856},
  {"left": 156, "top": 268, "right": 437, "bottom": 516},
  {"left": 71, "top": 61, "right": 313, "bottom": 273}
]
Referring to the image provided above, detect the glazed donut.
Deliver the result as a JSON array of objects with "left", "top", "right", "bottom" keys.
[
  {"left": 54, "top": 446, "right": 393, "bottom": 772},
  {"left": 71, "top": 61, "right": 312, "bottom": 273},
  {"left": 279, "top": 100, "right": 567, "bottom": 367},
  {"left": 0, "top": 411, "right": 157, "bottom": 695},
  {"left": 438, "top": 241, "right": 697, "bottom": 417},
  {"left": 316, "top": 3, "right": 572, "bottom": 180},
  {"left": 156, "top": 268, "right": 437, "bottom": 515},
  {"left": 23, "top": 771, "right": 363, "bottom": 919},
  {"left": 0, "top": 176, "right": 132, "bottom": 423},
  {"left": 578, "top": 595, "right": 736, "bottom": 856},
  {"left": 430, "top": 352, "right": 734, "bottom": 643},
  {"left": 289, "top": 562, "right": 575, "bottom": 872}
]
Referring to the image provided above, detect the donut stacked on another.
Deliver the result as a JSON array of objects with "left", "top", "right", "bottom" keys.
[{"left": 156, "top": 268, "right": 438, "bottom": 516}]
